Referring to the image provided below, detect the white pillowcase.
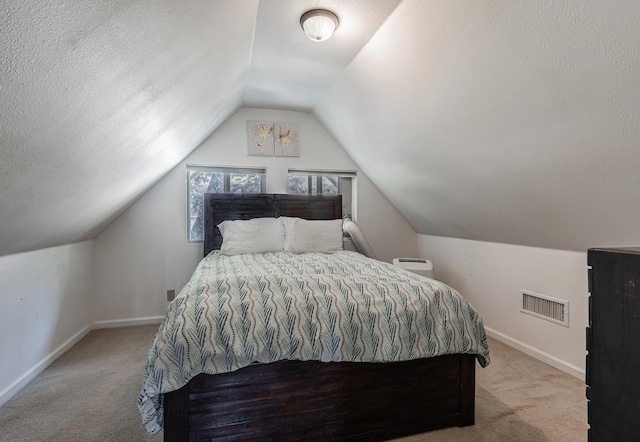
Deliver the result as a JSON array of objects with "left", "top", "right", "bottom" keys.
[
  {"left": 217, "top": 218, "right": 285, "bottom": 255},
  {"left": 282, "top": 217, "right": 343, "bottom": 253}
]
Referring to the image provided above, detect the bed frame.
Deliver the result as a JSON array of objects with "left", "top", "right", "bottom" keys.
[{"left": 163, "top": 193, "right": 476, "bottom": 441}]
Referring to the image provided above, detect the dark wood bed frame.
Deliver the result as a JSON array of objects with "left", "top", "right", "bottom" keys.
[{"left": 163, "top": 193, "right": 476, "bottom": 441}]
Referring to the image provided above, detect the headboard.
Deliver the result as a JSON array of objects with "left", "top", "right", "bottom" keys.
[{"left": 203, "top": 193, "right": 343, "bottom": 256}]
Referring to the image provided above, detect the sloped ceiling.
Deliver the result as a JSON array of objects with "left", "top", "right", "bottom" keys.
[
  {"left": 0, "top": 0, "right": 399, "bottom": 257},
  {"left": 315, "top": 0, "right": 640, "bottom": 251},
  {"left": 0, "top": 0, "right": 258, "bottom": 256},
  {"left": 1, "top": 0, "right": 639, "bottom": 257}
]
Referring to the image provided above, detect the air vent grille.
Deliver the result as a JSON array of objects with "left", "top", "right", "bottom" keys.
[{"left": 521, "top": 290, "right": 569, "bottom": 327}]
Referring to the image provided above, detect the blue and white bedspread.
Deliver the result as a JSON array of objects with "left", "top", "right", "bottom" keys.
[{"left": 138, "top": 250, "right": 490, "bottom": 434}]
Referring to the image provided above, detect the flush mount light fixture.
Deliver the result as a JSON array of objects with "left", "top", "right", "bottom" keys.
[{"left": 300, "top": 9, "right": 339, "bottom": 42}]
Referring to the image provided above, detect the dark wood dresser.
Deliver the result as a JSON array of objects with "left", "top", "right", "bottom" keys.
[{"left": 587, "top": 247, "right": 640, "bottom": 441}]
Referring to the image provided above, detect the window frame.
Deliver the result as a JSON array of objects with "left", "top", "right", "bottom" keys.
[
  {"left": 287, "top": 169, "right": 356, "bottom": 220},
  {"left": 186, "top": 164, "right": 267, "bottom": 244}
]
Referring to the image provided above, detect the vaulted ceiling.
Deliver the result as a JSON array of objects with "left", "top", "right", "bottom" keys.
[{"left": 1, "top": 0, "right": 639, "bottom": 257}]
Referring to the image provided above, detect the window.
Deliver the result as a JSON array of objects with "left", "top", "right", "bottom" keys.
[
  {"left": 287, "top": 169, "right": 355, "bottom": 219},
  {"left": 187, "top": 165, "right": 266, "bottom": 243}
]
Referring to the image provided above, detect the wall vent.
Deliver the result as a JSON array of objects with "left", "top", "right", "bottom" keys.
[{"left": 520, "top": 290, "right": 569, "bottom": 327}]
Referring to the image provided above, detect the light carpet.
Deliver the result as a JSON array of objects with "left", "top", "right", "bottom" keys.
[{"left": 0, "top": 325, "right": 587, "bottom": 441}]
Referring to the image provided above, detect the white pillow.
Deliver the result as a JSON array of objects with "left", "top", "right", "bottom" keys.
[
  {"left": 217, "top": 218, "right": 285, "bottom": 255},
  {"left": 282, "top": 217, "right": 343, "bottom": 253}
]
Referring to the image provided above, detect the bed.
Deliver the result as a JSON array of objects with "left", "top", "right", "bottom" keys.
[{"left": 139, "top": 193, "right": 490, "bottom": 441}]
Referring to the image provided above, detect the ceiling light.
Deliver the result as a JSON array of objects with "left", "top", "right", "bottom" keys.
[{"left": 300, "top": 9, "right": 339, "bottom": 42}]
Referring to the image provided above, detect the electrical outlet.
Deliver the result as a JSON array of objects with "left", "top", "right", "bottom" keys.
[{"left": 166, "top": 289, "right": 175, "bottom": 301}]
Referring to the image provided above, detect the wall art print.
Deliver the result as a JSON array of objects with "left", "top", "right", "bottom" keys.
[
  {"left": 274, "top": 122, "right": 299, "bottom": 157},
  {"left": 247, "top": 120, "right": 275, "bottom": 156}
]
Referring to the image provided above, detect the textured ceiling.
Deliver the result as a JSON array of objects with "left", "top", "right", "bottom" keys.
[
  {"left": 315, "top": 0, "right": 640, "bottom": 251},
  {"left": 1, "top": 0, "right": 640, "bottom": 257},
  {"left": 0, "top": 0, "right": 259, "bottom": 256},
  {"left": 0, "top": 0, "right": 399, "bottom": 256}
]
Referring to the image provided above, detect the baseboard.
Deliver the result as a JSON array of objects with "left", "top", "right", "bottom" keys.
[
  {"left": 0, "top": 318, "right": 585, "bottom": 408},
  {"left": 485, "top": 326, "right": 585, "bottom": 380},
  {"left": 0, "top": 316, "right": 164, "bottom": 408},
  {"left": 91, "top": 316, "right": 164, "bottom": 329},
  {"left": 0, "top": 324, "right": 91, "bottom": 408}
]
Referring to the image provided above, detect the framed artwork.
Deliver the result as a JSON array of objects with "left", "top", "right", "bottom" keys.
[
  {"left": 274, "top": 122, "right": 299, "bottom": 157},
  {"left": 247, "top": 121, "right": 275, "bottom": 156}
]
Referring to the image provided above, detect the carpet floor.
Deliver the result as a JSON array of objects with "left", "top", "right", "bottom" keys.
[{"left": 0, "top": 325, "right": 587, "bottom": 441}]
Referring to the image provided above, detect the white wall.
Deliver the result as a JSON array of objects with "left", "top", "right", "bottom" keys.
[
  {"left": 417, "top": 234, "right": 588, "bottom": 378},
  {"left": 93, "top": 108, "right": 417, "bottom": 322},
  {"left": 0, "top": 241, "right": 94, "bottom": 406}
]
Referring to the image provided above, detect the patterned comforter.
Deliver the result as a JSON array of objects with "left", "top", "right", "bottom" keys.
[{"left": 138, "top": 251, "right": 490, "bottom": 434}]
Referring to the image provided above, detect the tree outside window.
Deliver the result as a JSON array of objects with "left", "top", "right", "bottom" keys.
[{"left": 187, "top": 166, "right": 266, "bottom": 243}]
